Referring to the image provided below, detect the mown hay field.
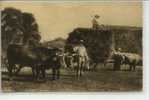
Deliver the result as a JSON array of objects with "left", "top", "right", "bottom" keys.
[{"left": 1, "top": 64, "right": 142, "bottom": 92}]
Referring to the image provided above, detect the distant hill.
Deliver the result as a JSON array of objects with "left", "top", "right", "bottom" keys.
[{"left": 42, "top": 37, "right": 66, "bottom": 49}]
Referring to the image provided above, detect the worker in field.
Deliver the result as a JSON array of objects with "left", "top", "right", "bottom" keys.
[
  {"left": 73, "top": 40, "right": 90, "bottom": 71},
  {"left": 92, "top": 14, "right": 100, "bottom": 30},
  {"left": 117, "top": 48, "right": 122, "bottom": 53},
  {"left": 113, "top": 48, "right": 123, "bottom": 71}
]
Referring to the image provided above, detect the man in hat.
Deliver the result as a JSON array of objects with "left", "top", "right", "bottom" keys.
[
  {"left": 73, "top": 40, "right": 90, "bottom": 71},
  {"left": 92, "top": 14, "right": 100, "bottom": 30}
]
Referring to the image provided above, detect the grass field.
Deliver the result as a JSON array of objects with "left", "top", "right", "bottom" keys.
[{"left": 1, "top": 64, "right": 142, "bottom": 92}]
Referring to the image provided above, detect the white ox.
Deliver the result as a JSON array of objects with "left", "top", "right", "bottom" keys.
[
  {"left": 72, "top": 44, "right": 90, "bottom": 78},
  {"left": 104, "top": 50, "right": 142, "bottom": 71},
  {"left": 121, "top": 52, "right": 142, "bottom": 71}
]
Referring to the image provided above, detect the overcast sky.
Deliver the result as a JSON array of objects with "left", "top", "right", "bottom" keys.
[{"left": 1, "top": 1, "right": 142, "bottom": 42}]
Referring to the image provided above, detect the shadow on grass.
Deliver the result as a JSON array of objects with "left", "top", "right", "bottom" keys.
[{"left": 1, "top": 71, "right": 74, "bottom": 82}]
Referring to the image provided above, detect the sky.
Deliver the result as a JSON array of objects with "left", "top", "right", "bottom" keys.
[{"left": 0, "top": 1, "right": 142, "bottom": 42}]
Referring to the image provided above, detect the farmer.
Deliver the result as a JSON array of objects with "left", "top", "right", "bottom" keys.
[
  {"left": 73, "top": 40, "right": 90, "bottom": 71},
  {"left": 92, "top": 14, "right": 100, "bottom": 30}
]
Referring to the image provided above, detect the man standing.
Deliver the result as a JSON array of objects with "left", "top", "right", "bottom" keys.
[
  {"left": 73, "top": 40, "right": 90, "bottom": 70},
  {"left": 92, "top": 14, "right": 100, "bottom": 30}
]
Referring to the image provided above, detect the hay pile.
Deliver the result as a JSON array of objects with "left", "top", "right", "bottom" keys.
[{"left": 66, "top": 28, "right": 113, "bottom": 63}]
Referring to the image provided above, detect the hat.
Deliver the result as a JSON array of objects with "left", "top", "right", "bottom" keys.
[
  {"left": 94, "top": 14, "right": 100, "bottom": 18},
  {"left": 118, "top": 48, "right": 122, "bottom": 51},
  {"left": 80, "top": 40, "right": 84, "bottom": 43}
]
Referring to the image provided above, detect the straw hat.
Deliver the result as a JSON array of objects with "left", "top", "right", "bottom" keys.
[{"left": 94, "top": 14, "right": 100, "bottom": 18}]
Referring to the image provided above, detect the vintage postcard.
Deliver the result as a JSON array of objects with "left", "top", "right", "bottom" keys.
[{"left": 0, "top": 1, "right": 142, "bottom": 92}]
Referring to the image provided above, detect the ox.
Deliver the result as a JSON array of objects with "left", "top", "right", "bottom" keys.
[
  {"left": 105, "top": 50, "right": 142, "bottom": 71},
  {"left": 122, "top": 53, "right": 142, "bottom": 71},
  {"left": 7, "top": 44, "right": 64, "bottom": 80},
  {"left": 37, "top": 47, "right": 66, "bottom": 80},
  {"left": 104, "top": 50, "right": 125, "bottom": 71},
  {"left": 71, "top": 44, "right": 90, "bottom": 78}
]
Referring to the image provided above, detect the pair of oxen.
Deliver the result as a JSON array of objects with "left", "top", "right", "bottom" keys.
[
  {"left": 6, "top": 44, "right": 90, "bottom": 81},
  {"left": 104, "top": 51, "right": 142, "bottom": 71}
]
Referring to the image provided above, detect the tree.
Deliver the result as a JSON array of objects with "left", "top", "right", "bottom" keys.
[
  {"left": 1, "top": 7, "right": 23, "bottom": 55},
  {"left": 1, "top": 7, "right": 41, "bottom": 56},
  {"left": 22, "top": 12, "right": 41, "bottom": 45}
]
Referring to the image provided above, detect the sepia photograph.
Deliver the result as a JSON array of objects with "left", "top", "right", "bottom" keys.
[{"left": 0, "top": 1, "right": 142, "bottom": 92}]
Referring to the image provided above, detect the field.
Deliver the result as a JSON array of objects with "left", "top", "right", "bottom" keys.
[{"left": 1, "top": 64, "right": 142, "bottom": 92}]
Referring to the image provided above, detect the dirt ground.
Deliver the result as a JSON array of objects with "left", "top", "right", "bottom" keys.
[{"left": 1, "top": 64, "right": 142, "bottom": 92}]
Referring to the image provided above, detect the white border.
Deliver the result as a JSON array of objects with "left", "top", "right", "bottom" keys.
[
  {"left": 0, "top": 0, "right": 148, "bottom": 100},
  {"left": 0, "top": 0, "right": 143, "bottom": 3}
]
